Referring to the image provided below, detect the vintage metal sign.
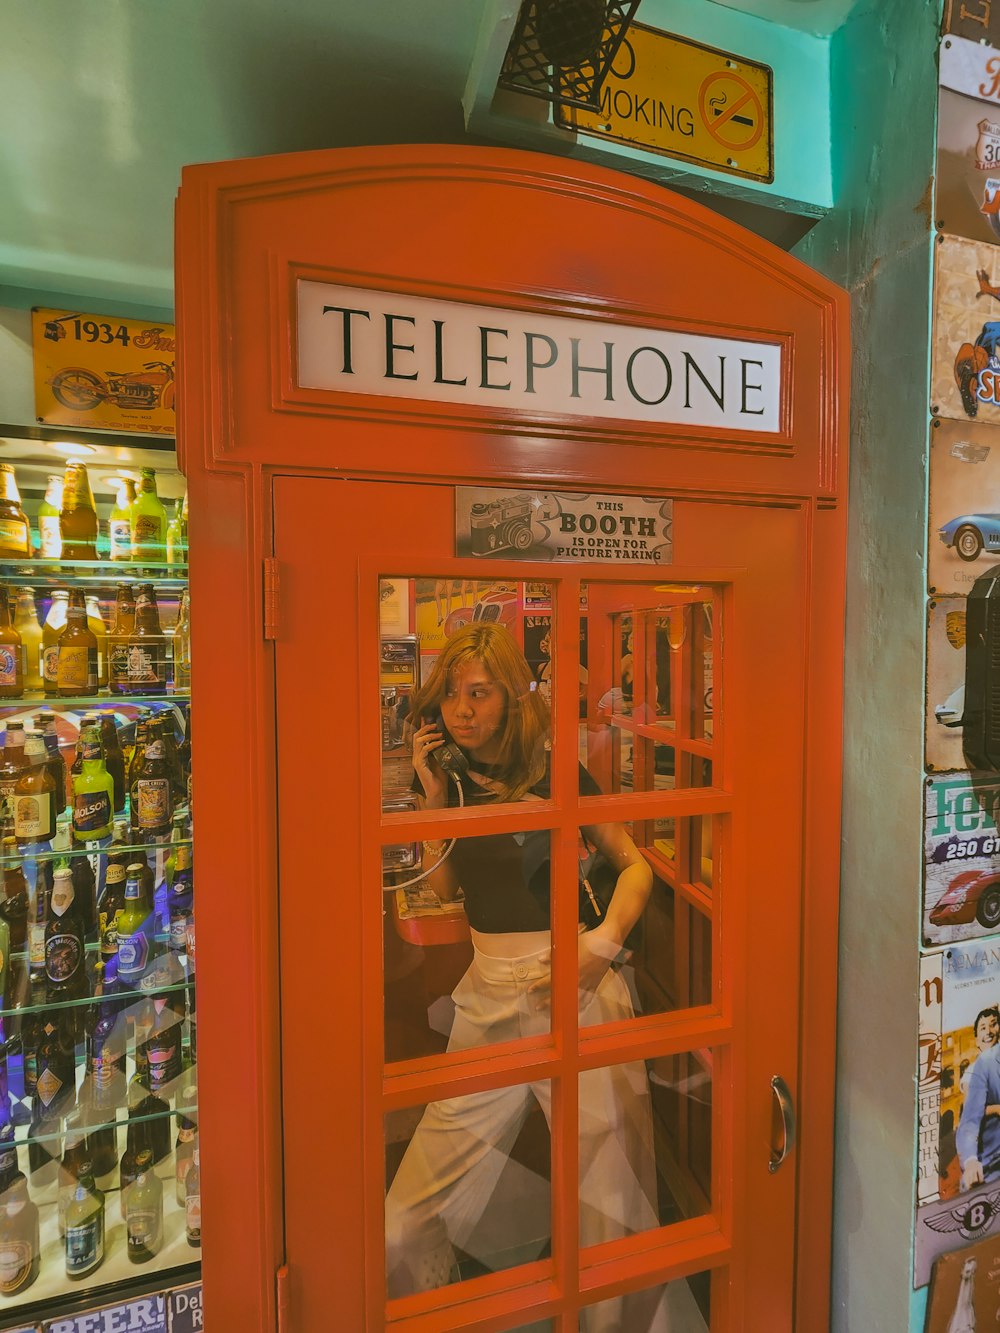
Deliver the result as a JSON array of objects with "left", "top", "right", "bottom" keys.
[
  {"left": 943, "top": 1, "right": 1000, "bottom": 48},
  {"left": 924, "top": 774, "right": 1000, "bottom": 944},
  {"left": 930, "top": 234, "right": 1000, "bottom": 424},
  {"left": 455, "top": 487, "right": 672, "bottom": 565},
  {"left": 937, "top": 87, "right": 1000, "bottom": 244},
  {"left": 554, "top": 23, "right": 773, "bottom": 183},
  {"left": 926, "top": 596, "right": 968, "bottom": 774},
  {"left": 929, "top": 420, "right": 1000, "bottom": 594},
  {"left": 32, "top": 307, "right": 176, "bottom": 436},
  {"left": 298, "top": 281, "right": 783, "bottom": 432}
]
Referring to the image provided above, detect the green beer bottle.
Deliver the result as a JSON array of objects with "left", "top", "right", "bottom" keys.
[{"left": 71, "top": 725, "right": 113, "bottom": 842}]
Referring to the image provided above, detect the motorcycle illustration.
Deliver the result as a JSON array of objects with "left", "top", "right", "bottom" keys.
[{"left": 49, "top": 361, "right": 175, "bottom": 413}]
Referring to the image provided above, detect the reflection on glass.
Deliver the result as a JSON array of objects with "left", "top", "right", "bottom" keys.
[
  {"left": 580, "top": 821, "right": 713, "bottom": 1021},
  {"left": 385, "top": 1082, "right": 552, "bottom": 1296},
  {"left": 384, "top": 830, "right": 553, "bottom": 1063},
  {"left": 580, "top": 1268, "right": 711, "bottom": 1331},
  {"left": 580, "top": 1050, "right": 713, "bottom": 1247},
  {"left": 579, "top": 586, "right": 718, "bottom": 798}
]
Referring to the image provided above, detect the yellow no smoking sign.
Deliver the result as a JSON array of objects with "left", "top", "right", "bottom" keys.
[{"left": 556, "top": 24, "right": 773, "bottom": 183}]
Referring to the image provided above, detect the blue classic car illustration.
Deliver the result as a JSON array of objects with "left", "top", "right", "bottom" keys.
[{"left": 939, "top": 513, "right": 1000, "bottom": 561}]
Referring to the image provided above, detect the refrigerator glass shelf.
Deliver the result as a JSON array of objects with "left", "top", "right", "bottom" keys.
[
  {"left": 5, "top": 837, "right": 192, "bottom": 865},
  {"left": 5, "top": 975, "right": 193, "bottom": 1018},
  {"left": 0, "top": 559, "right": 187, "bottom": 585},
  {"left": 0, "top": 692, "right": 190, "bottom": 710}
]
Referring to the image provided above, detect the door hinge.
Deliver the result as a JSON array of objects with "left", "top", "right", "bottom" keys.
[
  {"left": 263, "top": 558, "right": 280, "bottom": 641},
  {"left": 276, "top": 1263, "right": 290, "bottom": 1333}
]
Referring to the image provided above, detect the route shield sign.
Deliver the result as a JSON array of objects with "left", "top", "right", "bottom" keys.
[{"left": 556, "top": 24, "right": 773, "bottom": 183}]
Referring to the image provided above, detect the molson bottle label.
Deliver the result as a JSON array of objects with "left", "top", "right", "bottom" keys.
[
  {"left": 117, "top": 929, "right": 150, "bottom": 980},
  {"left": 14, "top": 793, "right": 50, "bottom": 840},
  {"left": 74, "top": 791, "right": 112, "bottom": 835}
]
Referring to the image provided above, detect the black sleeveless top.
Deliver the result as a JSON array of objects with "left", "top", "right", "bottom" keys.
[{"left": 423, "top": 759, "right": 602, "bottom": 933}]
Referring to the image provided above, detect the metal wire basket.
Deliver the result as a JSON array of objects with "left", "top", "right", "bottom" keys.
[{"left": 499, "top": 0, "right": 642, "bottom": 113}]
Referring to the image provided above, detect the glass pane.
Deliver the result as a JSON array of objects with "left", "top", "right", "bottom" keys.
[
  {"left": 580, "top": 586, "right": 717, "bottom": 798},
  {"left": 384, "top": 826, "right": 555, "bottom": 1063},
  {"left": 578, "top": 821, "right": 714, "bottom": 1020},
  {"left": 581, "top": 1268, "right": 712, "bottom": 1331},
  {"left": 379, "top": 577, "right": 554, "bottom": 803},
  {"left": 385, "top": 1081, "right": 551, "bottom": 1296},
  {"left": 579, "top": 1050, "right": 713, "bottom": 1246}
]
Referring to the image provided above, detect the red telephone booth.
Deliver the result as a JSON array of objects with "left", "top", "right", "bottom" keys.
[{"left": 176, "top": 144, "right": 847, "bottom": 1332}]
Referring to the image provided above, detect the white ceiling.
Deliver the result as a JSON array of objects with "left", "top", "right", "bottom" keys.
[{"left": 0, "top": 0, "right": 862, "bottom": 315}]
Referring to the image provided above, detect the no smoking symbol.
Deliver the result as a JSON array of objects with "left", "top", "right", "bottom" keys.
[{"left": 699, "top": 70, "right": 764, "bottom": 152}]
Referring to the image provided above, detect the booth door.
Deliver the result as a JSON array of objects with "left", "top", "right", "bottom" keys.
[{"left": 272, "top": 475, "right": 809, "bottom": 1333}]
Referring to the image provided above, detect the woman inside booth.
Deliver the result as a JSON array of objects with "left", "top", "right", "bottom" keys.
[{"left": 385, "top": 622, "right": 669, "bottom": 1330}]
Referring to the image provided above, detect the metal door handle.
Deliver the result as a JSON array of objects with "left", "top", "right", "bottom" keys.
[{"left": 769, "top": 1075, "right": 796, "bottom": 1174}]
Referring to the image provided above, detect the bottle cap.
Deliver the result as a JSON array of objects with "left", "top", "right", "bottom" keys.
[{"left": 125, "top": 862, "right": 145, "bottom": 876}]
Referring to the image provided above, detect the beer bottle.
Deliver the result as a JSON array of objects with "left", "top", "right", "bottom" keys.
[
  {"left": 119, "top": 1122, "right": 152, "bottom": 1217},
  {"left": 0, "top": 838, "right": 27, "bottom": 952},
  {"left": 20, "top": 983, "right": 45, "bottom": 1102},
  {"left": 86, "top": 960, "right": 125, "bottom": 1115},
  {"left": 125, "top": 1156, "right": 163, "bottom": 1263},
  {"left": 153, "top": 716, "right": 183, "bottom": 807},
  {"left": 0, "top": 1173, "right": 39, "bottom": 1296},
  {"left": 174, "top": 1087, "right": 198, "bottom": 1206},
  {"left": 0, "top": 590, "right": 23, "bottom": 700},
  {"left": 0, "top": 1052, "right": 17, "bottom": 1194},
  {"left": 185, "top": 1140, "right": 201, "bottom": 1247},
  {"left": 98, "top": 862, "right": 127, "bottom": 968},
  {"left": 131, "top": 734, "right": 172, "bottom": 839},
  {"left": 37, "top": 474, "right": 64, "bottom": 560},
  {"left": 108, "top": 480, "right": 134, "bottom": 563},
  {"left": 64, "top": 1174, "right": 105, "bottom": 1279},
  {"left": 85, "top": 595, "right": 109, "bottom": 689},
  {"left": 0, "top": 723, "right": 27, "bottom": 835},
  {"left": 57, "top": 590, "right": 98, "bottom": 697},
  {"left": 131, "top": 470, "right": 167, "bottom": 562},
  {"left": 116, "top": 863, "right": 158, "bottom": 990},
  {"left": 26, "top": 869, "right": 48, "bottom": 989},
  {"left": 127, "top": 1072, "right": 170, "bottom": 1166},
  {"left": 165, "top": 498, "right": 185, "bottom": 566},
  {"left": 45, "top": 866, "right": 88, "bottom": 1004},
  {"left": 71, "top": 724, "right": 114, "bottom": 843},
  {"left": 41, "top": 590, "right": 70, "bottom": 697},
  {"left": 144, "top": 993, "right": 182, "bottom": 1095},
  {"left": 57, "top": 1125, "right": 93, "bottom": 1237},
  {"left": 14, "top": 733, "right": 56, "bottom": 846},
  {"left": 97, "top": 712, "right": 126, "bottom": 813},
  {"left": 125, "top": 584, "right": 167, "bottom": 694},
  {"left": 35, "top": 709, "right": 67, "bottom": 814},
  {"left": 0, "top": 466, "right": 30, "bottom": 560},
  {"left": 29, "top": 1010, "right": 75, "bottom": 1183},
  {"left": 108, "top": 583, "right": 136, "bottom": 695},
  {"left": 13, "top": 588, "right": 42, "bottom": 692},
  {"left": 169, "top": 841, "right": 194, "bottom": 962},
  {"left": 172, "top": 586, "right": 191, "bottom": 691},
  {"left": 60, "top": 462, "right": 98, "bottom": 562}
]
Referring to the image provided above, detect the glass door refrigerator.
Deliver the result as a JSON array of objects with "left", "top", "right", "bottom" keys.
[{"left": 0, "top": 437, "right": 198, "bottom": 1328}]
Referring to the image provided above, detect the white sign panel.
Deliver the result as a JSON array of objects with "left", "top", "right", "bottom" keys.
[
  {"left": 297, "top": 281, "right": 782, "bottom": 432},
  {"left": 941, "top": 33, "right": 1000, "bottom": 103}
]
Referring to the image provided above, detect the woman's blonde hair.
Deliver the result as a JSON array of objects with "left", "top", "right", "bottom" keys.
[{"left": 410, "top": 622, "right": 550, "bottom": 800}]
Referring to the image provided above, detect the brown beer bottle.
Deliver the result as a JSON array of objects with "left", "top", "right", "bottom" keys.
[
  {"left": 0, "top": 466, "right": 30, "bottom": 560},
  {"left": 34, "top": 710, "right": 66, "bottom": 814},
  {"left": 57, "top": 591, "right": 98, "bottom": 697},
  {"left": 60, "top": 463, "right": 98, "bottom": 562},
  {"left": 131, "top": 735, "right": 172, "bottom": 839},
  {"left": 0, "top": 590, "right": 23, "bottom": 700},
  {"left": 41, "top": 591, "right": 70, "bottom": 697},
  {"left": 108, "top": 584, "right": 136, "bottom": 696},
  {"left": 0, "top": 722, "right": 26, "bottom": 834},
  {"left": 14, "top": 733, "right": 56, "bottom": 846},
  {"left": 0, "top": 1173, "right": 40, "bottom": 1296},
  {"left": 124, "top": 585, "right": 167, "bottom": 694},
  {"left": 0, "top": 838, "right": 27, "bottom": 952},
  {"left": 98, "top": 712, "right": 126, "bottom": 813}
]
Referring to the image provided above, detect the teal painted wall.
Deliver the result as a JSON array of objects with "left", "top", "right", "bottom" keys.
[{"left": 793, "top": 1, "right": 940, "bottom": 1328}]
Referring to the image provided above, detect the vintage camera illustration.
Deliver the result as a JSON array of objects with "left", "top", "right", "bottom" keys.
[{"left": 468, "top": 494, "right": 537, "bottom": 555}]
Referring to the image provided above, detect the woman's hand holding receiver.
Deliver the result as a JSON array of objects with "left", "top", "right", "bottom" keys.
[{"left": 412, "top": 720, "right": 449, "bottom": 807}]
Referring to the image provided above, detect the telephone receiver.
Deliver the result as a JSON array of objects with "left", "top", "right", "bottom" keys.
[{"left": 429, "top": 711, "right": 469, "bottom": 780}]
